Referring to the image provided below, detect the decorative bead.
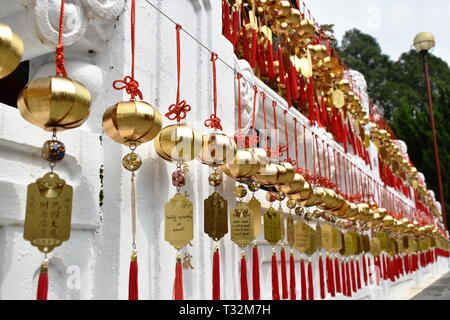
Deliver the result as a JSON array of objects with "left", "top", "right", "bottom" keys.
[
  {"left": 295, "top": 206, "right": 305, "bottom": 216},
  {"left": 172, "top": 170, "right": 186, "bottom": 188},
  {"left": 312, "top": 210, "right": 322, "bottom": 219},
  {"left": 304, "top": 212, "right": 313, "bottom": 221},
  {"left": 208, "top": 172, "right": 222, "bottom": 187},
  {"left": 247, "top": 180, "right": 261, "bottom": 192},
  {"left": 41, "top": 140, "right": 65, "bottom": 162},
  {"left": 122, "top": 152, "right": 142, "bottom": 171},
  {"left": 277, "top": 191, "right": 286, "bottom": 201},
  {"left": 234, "top": 185, "right": 247, "bottom": 198},
  {"left": 266, "top": 191, "right": 278, "bottom": 203},
  {"left": 287, "top": 199, "right": 297, "bottom": 209}
]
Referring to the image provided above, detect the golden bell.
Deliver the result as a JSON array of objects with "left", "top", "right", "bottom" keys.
[
  {"left": 18, "top": 76, "right": 91, "bottom": 131},
  {"left": 338, "top": 79, "right": 350, "bottom": 92},
  {"left": 221, "top": 148, "right": 260, "bottom": 181},
  {"left": 255, "top": 163, "right": 285, "bottom": 186},
  {"left": 102, "top": 100, "right": 162, "bottom": 146},
  {"left": 291, "top": 180, "right": 312, "bottom": 201},
  {"left": 154, "top": 123, "right": 203, "bottom": 162},
  {"left": 279, "top": 162, "right": 295, "bottom": 185},
  {"left": 300, "top": 186, "right": 327, "bottom": 207},
  {"left": 198, "top": 133, "right": 237, "bottom": 166},
  {"left": 251, "top": 147, "right": 270, "bottom": 167},
  {"left": 0, "top": 23, "right": 24, "bottom": 79},
  {"left": 280, "top": 173, "right": 306, "bottom": 194},
  {"left": 382, "top": 215, "right": 394, "bottom": 228}
]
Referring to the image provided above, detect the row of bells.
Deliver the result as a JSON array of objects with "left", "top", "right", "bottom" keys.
[{"left": 1, "top": 22, "right": 439, "bottom": 238}]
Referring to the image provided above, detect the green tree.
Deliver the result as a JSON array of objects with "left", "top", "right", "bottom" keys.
[{"left": 337, "top": 28, "right": 450, "bottom": 227}]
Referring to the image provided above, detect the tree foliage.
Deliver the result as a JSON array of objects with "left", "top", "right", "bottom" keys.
[{"left": 337, "top": 28, "right": 450, "bottom": 225}]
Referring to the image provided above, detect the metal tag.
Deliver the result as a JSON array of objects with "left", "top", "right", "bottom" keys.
[
  {"left": 376, "top": 231, "right": 388, "bottom": 252},
  {"left": 370, "top": 238, "right": 381, "bottom": 256},
  {"left": 24, "top": 172, "right": 73, "bottom": 253},
  {"left": 316, "top": 223, "right": 323, "bottom": 250},
  {"left": 279, "top": 205, "right": 285, "bottom": 243},
  {"left": 321, "top": 223, "right": 334, "bottom": 252},
  {"left": 164, "top": 193, "right": 194, "bottom": 250},
  {"left": 332, "top": 89, "right": 345, "bottom": 109},
  {"left": 344, "top": 232, "right": 355, "bottom": 256},
  {"left": 294, "top": 220, "right": 313, "bottom": 255},
  {"left": 204, "top": 192, "right": 228, "bottom": 241},
  {"left": 248, "top": 196, "right": 262, "bottom": 238},
  {"left": 264, "top": 207, "right": 281, "bottom": 246},
  {"left": 230, "top": 201, "right": 254, "bottom": 248}
]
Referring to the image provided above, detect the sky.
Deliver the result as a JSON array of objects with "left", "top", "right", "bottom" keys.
[{"left": 306, "top": 0, "right": 450, "bottom": 65}]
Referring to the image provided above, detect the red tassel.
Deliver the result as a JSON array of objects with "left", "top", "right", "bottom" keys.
[
  {"left": 327, "top": 255, "right": 336, "bottom": 297},
  {"left": 213, "top": 248, "right": 220, "bottom": 300},
  {"left": 307, "top": 79, "right": 315, "bottom": 124},
  {"left": 252, "top": 245, "right": 260, "bottom": 300},
  {"left": 271, "top": 250, "right": 280, "bottom": 300},
  {"left": 231, "top": 9, "right": 239, "bottom": 49},
  {"left": 278, "top": 47, "right": 286, "bottom": 85},
  {"left": 250, "top": 29, "right": 257, "bottom": 68},
  {"left": 300, "top": 258, "right": 307, "bottom": 300},
  {"left": 350, "top": 259, "right": 357, "bottom": 293},
  {"left": 289, "top": 251, "right": 296, "bottom": 300},
  {"left": 382, "top": 254, "right": 388, "bottom": 280},
  {"left": 285, "top": 70, "right": 293, "bottom": 107},
  {"left": 319, "top": 255, "right": 326, "bottom": 299},
  {"left": 368, "top": 256, "right": 373, "bottom": 285},
  {"left": 222, "top": 0, "right": 231, "bottom": 42},
  {"left": 36, "top": 261, "right": 49, "bottom": 300},
  {"left": 334, "top": 257, "right": 341, "bottom": 294},
  {"left": 289, "top": 63, "right": 299, "bottom": 100},
  {"left": 240, "top": 253, "right": 249, "bottom": 300},
  {"left": 321, "top": 95, "right": 329, "bottom": 127},
  {"left": 307, "top": 261, "right": 315, "bottom": 300},
  {"left": 173, "top": 256, "right": 183, "bottom": 300},
  {"left": 267, "top": 40, "right": 275, "bottom": 80},
  {"left": 341, "top": 259, "right": 348, "bottom": 296},
  {"left": 356, "top": 259, "right": 362, "bottom": 289},
  {"left": 242, "top": 26, "right": 249, "bottom": 62},
  {"left": 129, "top": 254, "right": 139, "bottom": 300},
  {"left": 257, "top": 41, "right": 266, "bottom": 76},
  {"left": 362, "top": 255, "right": 368, "bottom": 286},
  {"left": 280, "top": 247, "right": 288, "bottom": 299}
]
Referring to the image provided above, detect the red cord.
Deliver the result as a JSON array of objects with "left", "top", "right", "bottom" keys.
[
  {"left": 113, "top": 0, "right": 143, "bottom": 100},
  {"left": 164, "top": 24, "right": 191, "bottom": 122},
  {"left": 55, "top": 0, "right": 67, "bottom": 77},
  {"left": 204, "top": 52, "right": 222, "bottom": 130}
]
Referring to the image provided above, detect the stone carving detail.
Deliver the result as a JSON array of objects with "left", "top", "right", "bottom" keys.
[
  {"left": 235, "top": 59, "right": 259, "bottom": 134},
  {"left": 32, "top": 0, "right": 125, "bottom": 47}
]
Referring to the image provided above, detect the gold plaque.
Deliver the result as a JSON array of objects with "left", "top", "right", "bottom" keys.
[
  {"left": 403, "top": 236, "right": 409, "bottom": 250},
  {"left": 370, "top": 238, "right": 381, "bottom": 256},
  {"left": 362, "top": 234, "right": 371, "bottom": 253},
  {"left": 331, "top": 227, "right": 342, "bottom": 253},
  {"left": 308, "top": 227, "right": 317, "bottom": 256},
  {"left": 344, "top": 232, "right": 355, "bottom": 256},
  {"left": 396, "top": 238, "right": 404, "bottom": 253},
  {"left": 339, "top": 230, "right": 346, "bottom": 256},
  {"left": 24, "top": 172, "right": 73, "bottom": 253},
  {"left": 204, "top": 192, "right": 228, "bottom": 241},
  {"left": 279, "top": 206, "right": 286, "bottom": 243},
  {"left": 408, "top": 239, "right": 418, "bottom": 253},
  {"left": 230, "top": 201, "right": 254, "bottom": 248},
  {"left": 287, "top": 215, "right": 295, "bottom": 248},
  {"left": 332, "top": 89, "right": 345, "bottom": 109},
  {"left": 376, "top": 232, "right": 388, "bottom": 252},
  {"left": 164, "top": 193, "right": 194, "bottom": 250},
  {"left": 294, "top": 221, "right": 315, "bottom": 255},
  {"left": 321, "top": 223, "right": 333, "bottom": 252},
  {"left": 316, "top": 223, "right": 323, "bottom": 250},
  {"left": 264, "top": 207, "right": 281, "bottom": 246},
  {"left": 354, "top": 232, "right": 363, "bottom": 255},
  {"left": 248, "top": 197, "right": 262, "bottom": 238}
]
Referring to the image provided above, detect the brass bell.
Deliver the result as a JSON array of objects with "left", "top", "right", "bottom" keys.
[
  {"left": 18, "top": 76, "right": 91, "bottom": 131},
  {"left": 0, "top": 23, "right": 24, "bottom": 79},
  {"left": 154, "top": 123, "right": 203, "bottom": 162},
  {"left": 221, "top": 148, "right": 260, "bottom": 181},
  {"left": 198, "top": 133, "right": 237, "bottom": 165},
  {"left": 102, "top": 100, "right": 162, "bottom": 146}
]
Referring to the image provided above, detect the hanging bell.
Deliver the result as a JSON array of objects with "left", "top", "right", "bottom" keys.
[
  {"left": 221, "top": 148, "right": 261, "bottom": 182},
  {"left": 198, "top": 132, "right": 237, "bottom": 165},
  {"left": 18, "top": 76, "right": 91, "bottom": 131},
  {"left": 0, "top": 23, "right": 24, "bottom": 79},
  {"left": 102, "top": 100, "right": 162, "bottom": 146},
  {"left": 154, "top": 124, "right": 203, "bottom": 162}
]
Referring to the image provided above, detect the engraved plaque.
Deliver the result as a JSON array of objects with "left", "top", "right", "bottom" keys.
[
  {"left": 287, "top": 215, "right": 295, "bottom": 248},
  {"left": 24, "top": 172, "right": 73, "bottom": 253},
  {"left": 376, "top": 232, "right": 388, "bottom": 251},
  {"left": 279, "top": 206, "right": 286, "bottom": 243},
  {"left": 331, "top": 227, "right": 342, "bottom": 253},
  {"left": 316, "top": 223, "right": 323, "bottom": 250},
  {"left": 408, "top": 239, "right": 417, "bottom": 253},
  {"left": 396, "top": 238, "right": 404, "bottom": 253},
  {"left": 354, "top": 232, "right": 362, "bottom": 255},
  {"left": 362, "top": 234, "right": 371, "bottom": 253},
  {"left": 339, "top": 230, "right": 346, "bottom": 256},
  {"left": 248, "top": 197, "right": 262, "bottom": 238},
  {"left": 204, "top": 192, "right": 228, "bottom": 241},
  {"left": 264, "top": 207, "right": 281, "bottom": 246},
  {"left": 230, "top": 201, "right": 254, "bottom": 248},
  {"left": 344, "top": 232, "right": 355, "bottom": 256},
  {"left": 164, "top": 193, "right": 194, "bottom": 250},
  {"left": 321, "top": 223, "right": 333, "bottom": 252},
  {"left": 308, "top": 227, "right": 317, "bottom": 256},
  {"left": 370, "top": 238, "right": 381, "bottom": 256},
  {"left": 332, "top": 89, "right": 345, "bottom": 108},
  {"left": 294, "top": 221, "right": 312, "bottom": 254}
]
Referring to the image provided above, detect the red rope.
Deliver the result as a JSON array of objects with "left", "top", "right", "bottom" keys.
[
  {"left": 165, "top": 24, "right": 191, "bottom": 122},
  {"left": 294, "top": 118, "right": 299, "bottom": 167},
  {"left": 113, "top": 0, "right": 143, "bottom": 100},
  {"left": 55, "top": 0, "right": 67, "bottom": 77},
  {"left": 204, "top": 52, "right": 222, "bottom": 130},
  {"left": 261, "top": 91, "right": 268, "bottom": 148},
  {"left": 237, "top": 73, "right": 243, "bottom": 130}
]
